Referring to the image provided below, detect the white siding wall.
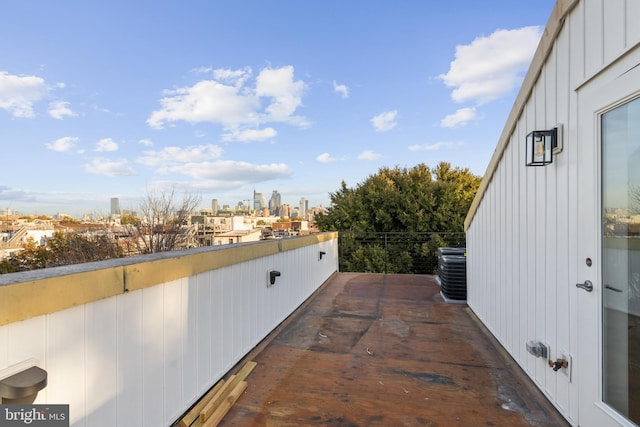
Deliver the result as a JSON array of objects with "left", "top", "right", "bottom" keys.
[
  {"left": 0, "top": 238, "right": 338, "bottom": 427},
  {"left": 466, "top": 0, "right": 640, "bottom": 423}
]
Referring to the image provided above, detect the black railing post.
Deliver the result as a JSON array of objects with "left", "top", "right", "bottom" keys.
[{"left": 384, "top": 232, "right": 388, "bottom": 274}]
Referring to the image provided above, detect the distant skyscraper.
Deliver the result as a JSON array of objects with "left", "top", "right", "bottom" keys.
[
  {"left": 212, "top": 199, "right": 219, "bottom": 215},
  {"left": 269, "top": 190, "right": 282, "bottom": 215},
  {"left": 253, "top": 189, "right": 267, "bottom": 211},
  {"left": 280, "top": 204, "right": 292, "bottom": 218},
  {"left": 110, "top": 197, "right": 121, "bottom": 215},
  {"left": 299, "top": 197, "right": 308, "bottom": 218}
]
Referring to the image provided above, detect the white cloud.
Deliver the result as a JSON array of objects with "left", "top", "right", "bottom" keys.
[
  {"left": 83, "top": 158, "right": 136, "bottom": 176},
  {"left": 138, "top": 138, "right": 154, "bottom": 147},
  {"left": 0, "top": 71, "right": 48, "bottom": 118},
  {"left": 137, "top": 144, "right": 223, "bottom": 167},
  {"left": 165, "top": 160, "right": 291, "bottom": 182},
  {"left": 147, "top": 80, "right": 259, "bottom": 129},
  {"left": 358, "top": 150, "right": 381, "bottom": 160},
  {"left": 371, "top": 110, "right": 398, "bottom": 132},
  {"left": 316, "top": 153, "right": 336, "bottom": 163},
  {"left": 222, "top": 127, "right": 277, "bottom": 142},
  {"left": 192, "top": 66, "right": 213, "bottom": 74},
  {"left": 213, "top": 67, "right": 252, "bottom": 87},
  {"left": 408, "top": 141, "right": 463, "bottom": 151},
  {"left": 440, "top": 107, "right": 477, "bottom": 128},
  {"left": 439, "top": 26, "right": 542, "bottom": 104},
  {"left": 95, "top": 138, "right": 119, "bottom": 152},
  {"left": 333, "top": 81, "right": 349, "bottom": 99},
  {"left": 48, "top": 100, "right": 76, "bottom": 119},
  {"left": 46, "top": 136, "right": 78, "bottom": 152},
  {"left": 147, "top": 65, "right": 308, "bottom": 131},
  {"left": 255, "top": 66, "right": 307, "bottom": 125}
]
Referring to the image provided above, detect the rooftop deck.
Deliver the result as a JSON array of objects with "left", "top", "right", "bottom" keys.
[{"left": 213, "top": 272, "right": 569, "bottom": 426}]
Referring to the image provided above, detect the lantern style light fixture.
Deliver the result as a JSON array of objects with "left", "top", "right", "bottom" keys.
[{"left": 526, "top": 128, "right": 557, "bottom": 166}]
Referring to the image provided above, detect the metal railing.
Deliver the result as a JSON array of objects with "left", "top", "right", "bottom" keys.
[{"left": 338, "top": 231, "right": 465, "bottom": 275}]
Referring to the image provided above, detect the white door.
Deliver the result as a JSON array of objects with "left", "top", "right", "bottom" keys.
[{"left": 577, "top": 54, "right": 640, "bottom": 427}]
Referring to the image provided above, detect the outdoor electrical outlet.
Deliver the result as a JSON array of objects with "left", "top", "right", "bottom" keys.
[{"left": 559, "top": 350, "right": 572, "bottom": 381}]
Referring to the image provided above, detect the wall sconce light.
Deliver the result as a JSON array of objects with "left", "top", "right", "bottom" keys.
[
  {"left": 526, "top": 128, "right": 557, "bottom": 166},
  {"left": 319, "top": 251, "right": 326, "bottom": 260},
  {"left": 0, "top": 359, "right": 47, "bottom": 404},
  {"left": 268, "top": 270, "right": 281, "bottom": 287},
  {"left": 526, "top": 125, "right": 563, "bottom": 167}
]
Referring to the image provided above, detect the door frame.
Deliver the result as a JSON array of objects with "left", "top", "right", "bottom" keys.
[{"left": 576, "top": 51, "right": 640, "bottom": 427}]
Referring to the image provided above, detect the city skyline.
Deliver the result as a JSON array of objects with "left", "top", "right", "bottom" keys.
[{"left": 0, "top": 1, "right": 555, "bottom": 217}]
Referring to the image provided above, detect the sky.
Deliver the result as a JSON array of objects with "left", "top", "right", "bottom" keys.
[{"left": 0, "top": 0, "right": 556, "bottom": 217}]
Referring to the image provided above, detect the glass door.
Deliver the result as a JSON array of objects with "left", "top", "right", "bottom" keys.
[{"left": 601, "top": 96, "right": 640, "bottom": 424}]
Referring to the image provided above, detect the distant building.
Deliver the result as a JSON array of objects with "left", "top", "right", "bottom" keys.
[
  {"left": 279, "top": 204, "right": 292, "bottom": 218},
  {"left": 253, "top": 190, "right": 267, "bottom": 211},
  {"left": 299, "top": 197, "right": 308, "bottom": 219},
  {"left": 212, "top": 199, "right": 219, "bottom": 215},
  {"left": 110, "top": 197, "right": 121, "bottom": 215},
  {"left": 269, "top": 191, "right": 282, "bottom": 215}
]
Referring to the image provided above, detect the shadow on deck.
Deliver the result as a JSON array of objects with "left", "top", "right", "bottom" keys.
[{"left": 218, "top": 272, "right": 569, "bottom": 426}]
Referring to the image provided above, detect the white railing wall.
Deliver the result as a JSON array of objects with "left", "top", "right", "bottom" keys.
[{"left": 0, "top": 234, "right": 338, "bottom": 426}]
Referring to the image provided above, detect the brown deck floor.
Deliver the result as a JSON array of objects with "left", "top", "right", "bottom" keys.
[{"left": 219, "top": 273, "right": 570, "bottom": 426}]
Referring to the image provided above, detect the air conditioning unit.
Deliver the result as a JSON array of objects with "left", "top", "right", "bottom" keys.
[{"left": 437, "top": 248, "right": 467, "bottom": 303}]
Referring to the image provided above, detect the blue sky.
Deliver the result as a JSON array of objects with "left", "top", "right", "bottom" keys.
[{"left": 0, "top": 1, "right": 555, "bottom": 217}]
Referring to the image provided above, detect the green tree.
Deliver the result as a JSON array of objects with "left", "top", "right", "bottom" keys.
[
  {"left": 316, "top": 162, "right": 480, "bottom": 273},
  {"left": 8, "top": 232, "right": 124, "bottom": 272}
]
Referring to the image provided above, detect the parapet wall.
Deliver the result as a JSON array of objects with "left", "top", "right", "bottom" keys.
[{"left": 0, "top": 233, "right": 338, "bottom": 426}]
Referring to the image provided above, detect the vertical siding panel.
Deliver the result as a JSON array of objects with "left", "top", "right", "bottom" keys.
[
  {"left": 504, "top": 156, "right": 512, "bottom": 351},
  {"left": 627, "top": 0, "right": 640, "bottom": 46},
  {"left": 116, "top": 290, "right": 143, "bottom": 427},
  {"left": 503, "top": 153, "right": 512, "bottom": 352},
  {"left": 210, "top": 269, "right": 224, "bottom": 378},
  {"left": 182, "top": 278, "right": 198, "bottom": 404},
  {"left": 507, "top": 129, "right": 515, "bottom": 361},
  {"left": 500, "top": 163, "right": 507, "bottom": 346},
  {"left": 526, "top": 100, "right": 537, "bottom": 376},
  {"left": 46, "top": 305, "right": 85, "bottom": 426},
  {"left": 492, "top": 181, "right": 499, "bottom": 331},
  {"left": 85, "top": 297, "right": 117, "bottom": 427},
  {"left": 584, "top": 0, "right": 604, "bottom": 77},
  {"left": 195, "top": 273, "right": 212, "bottom": 393},
  {"left": 554, "top": 20, "right": 572, "bottom": 416},
  {"left": 256, "top": 257, "right": 267, "bottom": 342},
  {"left": 249, "top": 260, "right": 259, "bottom": 346},
  {"left": 477, "top": 205, "right": 485, "bottom": 320},
  {"left": 535, "top": 79, "right": 548, "bottom": 386},
  {"left": 163, "top": 279, "right": 183, "bottom": 424},
  {"left": 5, "top": 317, "right": 47, "bottom": 386},
  {"left": 495, "top": 166, "right": 503, "bottom": 342},
  {"left": 567, "top": 6, "right": 584, "bottom": 423},
  {"left": 141, "top": 285, "right": 164, "bottom": 427},
  {"left": 544, "top": 45, "right": 558, "bottom": 397},
  {"left": 603, "top": 0, "right": 626, "bottom": 63},
  {"left": 240, "top": 263, "right": 251, "bottom": 354},
  {"left": 488, "top": 183, "right": 496, "bottom": 330},
  {"left": 481, "top": 202, "right": 487, "bottom": 321},
  {"left": 218, "top": 267, "right": 231, "bottom": 372},
  {"left": 518, "top": 118, "right": 528, "bottom": 366}
]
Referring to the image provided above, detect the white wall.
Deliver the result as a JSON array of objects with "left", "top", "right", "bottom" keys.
[
  {"left": 0, "top": 237, "right": 338, "bottom": 426},
  {"left": 466, "top": 0, "right": 640, "bottom": 424}
]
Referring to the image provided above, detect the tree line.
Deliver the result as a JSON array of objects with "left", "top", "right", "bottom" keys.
[
  {"left": 1, "top": 189, "right": 200, "bottom": 274},
  {"left": 1, "top": 164, "right": 480, "bottom": 275},
  {"left": 315, "top": 162, "right": 480, "bottom": 274}
]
